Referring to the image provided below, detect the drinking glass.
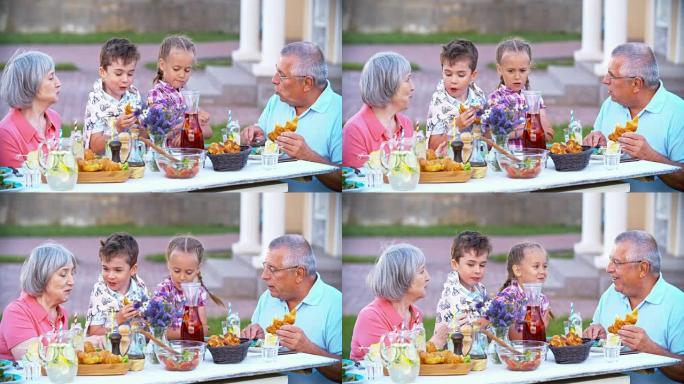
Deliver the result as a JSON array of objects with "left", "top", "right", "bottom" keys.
[
  {"left": 604, "top": 149, "right": 621, "bottom": 170},
  {"left": 262, "top": 334, "right": 279, "bottom": 363}
]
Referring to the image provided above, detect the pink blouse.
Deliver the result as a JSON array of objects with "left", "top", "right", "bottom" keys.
[
  {"left": 342, "top": 104, "right": 413, "bottom": 169},
  {"left": 0, "top": 108, "right": 60, "bottom": 168},
  {"left": 0, "top": 292, "right": 68, "bottom": 360},
  {"left": 350, "top": 297, "right": 423, "bottom": 361}
]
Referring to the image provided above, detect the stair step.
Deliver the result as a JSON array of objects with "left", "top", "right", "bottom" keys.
[
  {"left": 203, "top": 258, "right": 258, "bottom": 299},
  {"left": 546, "top": 257, "right": 601, "bottom": 299}
]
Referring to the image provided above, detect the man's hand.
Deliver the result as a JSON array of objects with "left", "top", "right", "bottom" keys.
[
  {"left": 241, "top": 323, "right": 265, "bottom": 340},
  {"left": 584, "top": 131, "right": 607, "bottom": 147},
  {"left": 241, "top": 125, "right": 265, "bottom": 145},
  {"left": 583, "top": 323, "right": 607, "bottom": 340},
  {"left": 277, "top": 132, "right": 314, "bottom": 161},
  {"left": 276, "top": 325, "right": 313, "bottom": 353},
  {"left": 116, "top": 113, "right": 137, "bottom": 132},
  {"left": 619, "top": 132, "right": 655, "bottom": 160},
  {"left": 619, "top": 325, "right": 655, "bottom": 352}
]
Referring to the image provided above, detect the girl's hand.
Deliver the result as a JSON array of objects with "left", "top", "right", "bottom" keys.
[
  {"left": 116, "top": 113, "right": 137, "bottom": 132},
  {"left": 455, "top": 109, "right": 476, "bottom": 129}
]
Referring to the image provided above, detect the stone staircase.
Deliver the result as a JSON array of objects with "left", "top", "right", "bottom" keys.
[{"left": 187, "top": 61, "right": 343, "bottom": 111}]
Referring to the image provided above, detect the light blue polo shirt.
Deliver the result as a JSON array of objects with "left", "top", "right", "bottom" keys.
[
  {"left": 252, "top": 273, "right": 342, "bottom": 384},
  {"left": 593, "top": 275, "right": 684, "bottom": 383},
  {"left": 257, "top": 81, "right": 342, "bottom": 192},
  {"left": 593, "top": 81, "right": 684, "bottom": 191}
]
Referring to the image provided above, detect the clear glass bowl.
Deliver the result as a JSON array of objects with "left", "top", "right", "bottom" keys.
[
  {"left": 496, "top": 340, "right": 547, "bottom": 371},
  {"left": 155, "top": 340, "right": 206, "bottom": 371},
  {"left": 496, "top": 149, "right": 547, "bottom": 179},
  {"left": 156, "top": 148, "right": 205, "bottom": 179}
]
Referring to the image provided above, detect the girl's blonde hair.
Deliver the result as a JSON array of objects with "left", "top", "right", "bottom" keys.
[
  {"left": 495, "top": 37, "right": 532, "bottom": 89},
  {"left": 499, "top": 241, "right": 546, "bottom": 292},
  {"left": 153, "top": 35, "right": 196, "bottom": 85},
  {"left": 166, "top": 235, "right": 225, "bottom": 308}
]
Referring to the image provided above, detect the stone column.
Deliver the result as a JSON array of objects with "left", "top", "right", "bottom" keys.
[
  {"left": 595, "top": 193, "right": 627, "bottom": 268},
  {"left": 232, "top": 193, "right": 261, "bottom": 256},
  {"left": 232, "top": 0, "right": 262, "bottom": 62},
  {"left": 252, "top": 0, "right": 285, "bottom": 77},
  {"left": 574, "top": 0, "right": 603, "bottom": 62},
  {"left": 594, "top": 0, "right": 627, "bottom": 75},
  {"left": 256, "top": 193, "right": 285, "bottom": 267},
  {"left": 574, "top": 193, "right": 604, "bottom": 255}
]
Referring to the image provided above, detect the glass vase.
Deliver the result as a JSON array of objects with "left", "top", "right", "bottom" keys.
[
  {"left": 146, "top": 326, "right": 167, "bottom": 364},
  {"left": 487, "top": 326, "right": 510, "bottom": 364},
  {"left": 145, "top": 133, "right": 165, "bottom": 172},
  {"left": 487, "top": 134, "right": 508, "bottom": 172}
]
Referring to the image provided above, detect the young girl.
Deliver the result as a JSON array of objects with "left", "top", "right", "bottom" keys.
[
  {"left": 498, "top": 241, "right": 552, "bottom": 340},
  {"left": 489, "top": 38, "right": 553, "bottom": 143},
  {"left": 433, "top": 231, "right": 492, "bottom": 347},
  {"left": 153, "top": 235, "right": 224, "bottom": 340},
  {"left": 427, "top": 39, "right": 487, "bottom": 150},
  {"left": 148, "top": 35, "right": 212, "bottom": 143},
  {"left": 84, "top": 38, "right": 142, "bottom": 154},
  {"left": 86, "top": 232, "right": 149, "bottom": 336}
]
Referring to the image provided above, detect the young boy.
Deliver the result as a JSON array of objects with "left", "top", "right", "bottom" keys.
[
  {"left": 426, "top": 39, "right": 487, "bottom": 150},
  {"left": 86, "top": 232, "right": 149, "bottom": 336},
  {"left": 84, "top": 38, "right": 141, "bottom": 155}
]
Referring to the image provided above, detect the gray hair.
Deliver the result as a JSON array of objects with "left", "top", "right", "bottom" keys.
[
  {"left": 612, "top": 43, "right": 660, "bottom": 89},
  {"left": 360, "top": 51, "right": 412, "bottom": 108},
  {"left": 20, "top": 243, "right": 77, "bottom": 296},
  {"left": 615, "top": 230, "right": 661, "bottom": 274},
  {"left": 367, "top": 243, "right": 426, "bottom": 301},
  {"left": 0, "top": 49, "right": 55, "bottom": 109},
  {"left": 269, "top": 234, "right": 317, "bottom": 276},
  {"left": 281, "top": 41, "right": 328, "bottom": 87}
]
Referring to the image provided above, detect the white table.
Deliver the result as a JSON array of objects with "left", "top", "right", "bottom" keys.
[
  {"left": 345, "top": 158, "right": 680, "bottom": 193},
  {"left": 16, "top": 351, "right": 339, "bottom": 383},
  {"left": 14, "top": 159, "right": 338, "bottom": 193},
  {"left": 356, "top": 351, "right": 679, "bottom": 383}
]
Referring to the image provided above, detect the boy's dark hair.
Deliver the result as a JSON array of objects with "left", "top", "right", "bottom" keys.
[
  {"left": 450, "top": 230, "right": 491, "bottom": 262},
  {"left": 440, "top": 39, "right": 479, "bottom": 71},
  {"left": 99, "top": 232, "right": 139, "bottom": 267},
  {"left": 99, "top": 38, "right": 140, "bottom": 69}
]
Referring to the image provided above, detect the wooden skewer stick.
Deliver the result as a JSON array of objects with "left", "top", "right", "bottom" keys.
[
  {"left": 138, "top": 329, "right": 180, "bottom": 355},
  {"left": 139, "top": 137, "right": 180, "bottom": 163},
  {"left": 483, "top": 138, "right": 522, "bottom": 163},
  {"left": 482, "top": 328, "right": 523, "bottom": 355}
]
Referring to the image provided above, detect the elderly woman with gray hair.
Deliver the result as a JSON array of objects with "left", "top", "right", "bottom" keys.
[
  {"left": 583, "top": 42, "right": 684, "bottom": 191},
  {"left": 342, "top": 51, "right": 415, "bottom": 169},
  {"left": 0, "top": 243, "right": 76, "bottom": 360},
  {"left": 350, "top": 244, "right": 448, "bottom": 361},
  {"left": 584, "top": 230, "right": 684, "bottom": 382},
  {"left": 0, "top": 50, "right": 62, "bottom": 168}
]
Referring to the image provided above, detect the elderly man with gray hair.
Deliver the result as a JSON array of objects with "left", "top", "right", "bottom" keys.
[
  {"left": 342, "top": 51, "right": 415, "bottom": 169},
  {"left": 242, "top": 234, "right": 341, "bottom": 383},
  {"left": 241, "top": 42, "right": 342, "bottom": 192},
  {"left": 0, "top": 50, "right": 62, "bottom": 168},
  {"left": 584, "top": 230, "right": 684, "bottom": 383},
  {"left": 584, "top": 43, "right": 684, "bottom": 191},
  {"left": 0, "top": 243, "right": 76, "bottom": 360}
]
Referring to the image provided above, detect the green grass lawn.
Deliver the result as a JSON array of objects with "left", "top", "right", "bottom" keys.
[
  {"left": 342, "top": 223, "right": 579, "bottom": 237},
  {"left": 0, "top": 255, "right": 28, "bottom": 263},
  {"left": 342, "top": 61, "right": 422, "bottom": 72},
  {"left": 343, "top": 31, "right": 580, "bottom": 45},
  {"left": 1, "top": 62, "right": 78, "bottom": 71},
  {"left": 0, "top": 32, "right": 238, "bottom": 45},
  {"left": 342, "top": 315, "right": 592, "bottom": 359},
  {"left": 145, "top": 249, "right": 233, "bottom": 263},
  {"left": 144, "top": 57, "right": 233, "bottom": 71},
  {"left": 0, "top": 224, "right": 238, "bottom": 237}
]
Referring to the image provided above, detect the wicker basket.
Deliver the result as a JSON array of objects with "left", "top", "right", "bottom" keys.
[
  {"left": 208, "top": 146, "right": 251, "bottom": 172},
  {"left": 549, "top": 146, "right": 593, "bottom": 172},
  {"left": 549, "top": 338, "right": 593, "bottom": 364},
  {"left": 207, "top": 338, "right": 251, "bottom": 364}
]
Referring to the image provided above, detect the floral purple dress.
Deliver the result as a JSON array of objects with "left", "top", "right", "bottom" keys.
[{"left": 152, "top": 277, "right": 207, "bottom": 329}]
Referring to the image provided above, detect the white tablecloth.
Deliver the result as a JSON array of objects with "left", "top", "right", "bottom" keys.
[{"left": 345, "top": 158, "right": 680, "bottom": 193}]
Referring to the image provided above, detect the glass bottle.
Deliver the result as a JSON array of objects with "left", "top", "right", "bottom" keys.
[
  {"left": 469, "top": 127, "right": 488, "bottom": 168},
  {"left": 568, "top": 302, "right": 583, "bottom": 336},
  {"left": 181, "top": 282, "right": 204, "bottom": 342},
  {"left": 522, "top": 283, "right": 546, "bottom": 342},
  {"left": 522, "top": 90, "right": 546, "bottom": 150},
  {"left": 413, "top": 122, "right": 427, "bottom": 159},
  {"left": 228, "top": 311, "right": 241, "bottom": 337},
  {"left": 470, "top": 324, "right": 488, "bottom": 371}
]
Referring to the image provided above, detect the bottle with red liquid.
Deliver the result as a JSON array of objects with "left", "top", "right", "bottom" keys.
[
  {"left": 522, "top": 90, "right": 546, "bottom": 150},
  {"left": 180, "top": 282, "right": 204, "bottom": 342},
  {"left": 522, "top": 282, "right": 546, "bottom": 342},
  {"left": 179, "top": 90, "right": 204, "bottom": 149}
]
